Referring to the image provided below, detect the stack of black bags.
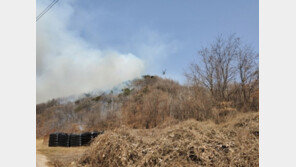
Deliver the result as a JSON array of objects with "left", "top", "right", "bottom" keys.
[
  {"left": 69, "top": 134, "right": 81, "bottom": 147},
  {"left": 48, "top": 131, "right": 104, "bottom": 147},
  {"left": 81, "top": 132, "right": 92, "bottom": 146},
  {"left": 58, "top": 133, "right": 69, "bottom": 147},
  {"left": 48, "top": 133, "right": 59, "bottom": 147}
]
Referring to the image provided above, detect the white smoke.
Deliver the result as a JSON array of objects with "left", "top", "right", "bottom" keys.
[{"left": 36, "top": 1, "right": 145, "bottom": 103}]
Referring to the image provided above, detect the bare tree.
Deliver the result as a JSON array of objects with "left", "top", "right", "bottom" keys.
[
  {"left": 186, "top": 34, "right": 240, "bottom": 101},
  {"left": 186, "top": 34, "right": 259, "bottom": 111},
  {"left": 237, "top": 45, "right": 258, "bottom": 106}
]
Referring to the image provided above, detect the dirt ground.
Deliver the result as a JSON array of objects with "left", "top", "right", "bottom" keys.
[
  {"left": 36, "top": 139, "right": 88, "bottom": 167},
  {"left": 37, "top": 153, "right": 49, "bottom": 167}
]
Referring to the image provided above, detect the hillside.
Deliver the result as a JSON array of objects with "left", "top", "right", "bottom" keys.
[
  {"left": 37, "top": 75, "right": 258, "bottom": 137},
  {"left": 37, "top": 75, "right": 259, "bottom": 166}
]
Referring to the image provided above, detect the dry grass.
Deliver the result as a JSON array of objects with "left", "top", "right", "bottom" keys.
[
  {"left": 75, "top": 112, "right": 258, "bottom": 167},
  {"left": 36, "top": 76, "right": 258, "bottom": 166},
  {"left": 36, "top": 139, "right": 89, "bottom": 167},
  {"left": 37, "top": 76, "right": 258, "bottom": 138}
]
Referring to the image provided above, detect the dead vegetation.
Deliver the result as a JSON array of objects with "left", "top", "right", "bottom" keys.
[{"left": 73, "top": 112, "right": 258, "bottom": 167}]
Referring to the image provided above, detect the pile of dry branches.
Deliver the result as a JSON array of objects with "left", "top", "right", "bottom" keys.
[{"left": 75, "top": 112, "right": 258, "bottom": 167}]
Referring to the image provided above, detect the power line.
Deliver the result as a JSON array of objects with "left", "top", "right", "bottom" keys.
[{"left": 36, "top": 0, "right": 59, "bottom": 21}]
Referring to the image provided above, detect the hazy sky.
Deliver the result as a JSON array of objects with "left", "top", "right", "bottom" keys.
[
  {"left": 70, "top": 0, "right": 258, "bottom": 78},
  {"left": 36, "top": 0, "right": 258, "bottom": 103}
]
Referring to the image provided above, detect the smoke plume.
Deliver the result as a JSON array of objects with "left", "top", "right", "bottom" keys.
[{"left": 37, "top": 1, "right": 145, "bottom": 103}]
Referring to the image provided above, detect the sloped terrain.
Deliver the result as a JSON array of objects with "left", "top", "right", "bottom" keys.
[
  {"left": 75, "top": 112, "right": 258, "bottom": 167},
  {"left": 37, "top": 76, "right": 259, "bottom": 166}
]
